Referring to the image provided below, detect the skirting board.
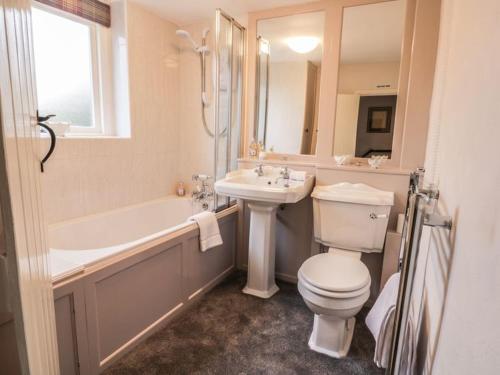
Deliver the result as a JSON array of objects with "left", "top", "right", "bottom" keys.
[{"left": 237, "top": 264, "right": 298, "bottom": 284}]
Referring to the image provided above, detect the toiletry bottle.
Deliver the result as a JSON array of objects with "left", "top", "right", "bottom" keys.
[
  {"left": 176, "top": 182, "right": 186, "bottom": 197},
  {"left": 249, "top": 139, "right": 257, "bottom": 158}
]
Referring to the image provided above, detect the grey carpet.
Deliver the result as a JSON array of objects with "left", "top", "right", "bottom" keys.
[{"left": 103, "top": 272, "right": 384, "bottom": 375}]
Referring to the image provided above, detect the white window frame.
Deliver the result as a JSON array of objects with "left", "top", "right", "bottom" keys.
[{"left": 32, "top": 2, "right": 112, "bottom": 136}]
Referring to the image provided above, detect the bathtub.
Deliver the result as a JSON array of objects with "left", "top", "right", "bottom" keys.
[
  {"left": 51, "top": 196, "right": 237, "bottom": 374},
  {"left": 49, "top": 196, "right": 219, "bottom": 280}
]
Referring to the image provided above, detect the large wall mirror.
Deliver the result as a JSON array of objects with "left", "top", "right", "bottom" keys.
[
  {"left": 332, "top": 0, "right": 406, "bottom": 159},
  {"left": 254, "top": 11, "right": 325, "bottom": 155}
]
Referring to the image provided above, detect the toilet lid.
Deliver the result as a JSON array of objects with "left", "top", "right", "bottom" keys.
[{"left": 299, "top": 253, "right": 370, "bottom": 293}]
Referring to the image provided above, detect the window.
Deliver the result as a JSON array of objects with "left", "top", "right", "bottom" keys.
[{"left": 32, "top": 6, "right": 103, "bottom": 135}]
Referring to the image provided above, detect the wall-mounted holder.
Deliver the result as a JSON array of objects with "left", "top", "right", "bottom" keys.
[{"left": 36, "top": 110, "right": 56, "bottom": 172}]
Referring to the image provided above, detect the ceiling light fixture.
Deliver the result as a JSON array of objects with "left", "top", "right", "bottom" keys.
[{"left": 286, "top": 36, "right": 320, "bottom": 54}]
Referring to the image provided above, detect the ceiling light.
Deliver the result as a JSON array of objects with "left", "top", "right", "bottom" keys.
[{"left": 286, "top": 37, "right": 320, "bottom": 54}]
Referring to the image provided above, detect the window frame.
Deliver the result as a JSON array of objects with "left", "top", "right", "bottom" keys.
[{"left": 31, "top": 2, "right": 106, "bottom": 136}]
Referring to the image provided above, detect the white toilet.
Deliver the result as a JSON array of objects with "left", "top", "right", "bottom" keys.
[{"left": 298, "top": 182, "right": 394, "bottom": 358}]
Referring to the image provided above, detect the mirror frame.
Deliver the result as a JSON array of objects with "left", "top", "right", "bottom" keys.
[
  {"left": 245, "top": 0, "right": 418, "bottom": 167},
  {"left": 254, "top": 36, "right": 270, "bottom": 146},
  {"left": 331, "top": 0, "right": 415, "bottom": 166}
]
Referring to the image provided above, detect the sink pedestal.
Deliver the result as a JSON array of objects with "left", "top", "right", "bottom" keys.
[
  {"left": 214, "top": 167, "right": 315, "bottom": 298},
  {"left": 242, "top": 202, "right": 280, "bottom": 298}
]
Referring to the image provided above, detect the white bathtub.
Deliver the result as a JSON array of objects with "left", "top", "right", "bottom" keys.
[{"left": 49, "top": 196, "right": 215, "bottom": 280}]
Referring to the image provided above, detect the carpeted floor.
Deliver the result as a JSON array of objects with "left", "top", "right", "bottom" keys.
[{"left": 103, "top": 272, "right": 384, "bottom": 375}]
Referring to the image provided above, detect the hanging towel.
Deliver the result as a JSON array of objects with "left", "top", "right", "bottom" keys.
[
  {"left": 189, "top": 211, "right": 223, "bottom": 252},
  {"left": 290, "top": 170, "right": 307, "bottom": 181},
  {"left": 366, "top": 272, "right": 401, "bottom": 368},
  {"left": 399, "top": 316, "right": 416, "bottom": 375}
]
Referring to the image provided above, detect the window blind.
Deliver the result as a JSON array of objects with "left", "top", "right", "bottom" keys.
[{"left": 34, "top": 0, "right": 110, "bottom": 27}]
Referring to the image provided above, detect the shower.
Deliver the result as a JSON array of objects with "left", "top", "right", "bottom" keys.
[
  {"left": 177, "top": 10, "right": 245, "bottom": 211},
  {"left": 176, "top": 28, "right": 221, "bottom": 137}
]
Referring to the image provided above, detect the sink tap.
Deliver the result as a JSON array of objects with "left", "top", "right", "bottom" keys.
[
  {"left": 280, "top": 166, "right": 290, "bottom": 180},
  {"left": 275, "top": 166, "right": 290, "bottom": 188},
  {"left": 254, "top": 164, "right": 264, "bottom": 177}
]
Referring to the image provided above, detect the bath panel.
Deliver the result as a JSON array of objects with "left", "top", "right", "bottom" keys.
[{"left": 52, "top": 201, "right": 237, "bottom": 374}]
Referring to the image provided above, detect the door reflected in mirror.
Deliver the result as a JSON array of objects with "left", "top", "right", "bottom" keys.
[
  {"left": 255, "top": 12, "right": 325, "bottom": 155},
  {"left": 332, "top": 0, "right": 406, "bottom": 159}
]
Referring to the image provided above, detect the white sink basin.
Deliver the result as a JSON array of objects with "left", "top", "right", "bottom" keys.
[
  {"left": 214, "top": 167, "right": 315, "bottom": 204},
  {"left": 214, "top": 166, "right": 315, "bottom": 299}
]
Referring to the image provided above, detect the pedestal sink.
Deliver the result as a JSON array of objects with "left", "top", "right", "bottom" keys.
[{"left": 214, "top": 166, "right": 314, "bottom": 298}]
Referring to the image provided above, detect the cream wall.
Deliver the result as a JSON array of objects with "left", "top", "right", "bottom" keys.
[
  {"left": 41, "top": 2, "right": 181, "bottom": 224},
  {"left": 337, "top": 62, "right": 400, "bottom": 94},
  {"left": 266, "top": 61, "right": 308, "bottom": 154},
  {"left": 422, "top": 0, "right": 500, "bottom": 373},
  {"left": 398, "top": 0, "right": 440, "bottom": 169}
]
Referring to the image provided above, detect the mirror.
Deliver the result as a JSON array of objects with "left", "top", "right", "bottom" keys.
[
  {"left": 332, "top": 0, "right": 406, "bottom": 158},
  {"left": 255, "top": 12, "right": 325, "bottom": 155}
]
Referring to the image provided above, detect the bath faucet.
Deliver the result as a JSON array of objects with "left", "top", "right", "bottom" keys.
[
  {"left": 254, "top": 164, "right": 265, "bottom": 177},
  {"left": 192, "top": 174, "right": 214, "bottom": 208}
]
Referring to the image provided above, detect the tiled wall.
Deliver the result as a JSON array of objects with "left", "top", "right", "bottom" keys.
[
  {"left": 41, "top": 3, "right": 181, "bottom": 224},
  {"left": 177, "top": 20, "right": 216, "bottom": 190}
]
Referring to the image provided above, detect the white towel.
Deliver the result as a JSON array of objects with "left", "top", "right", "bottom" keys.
[
  {"left": 188, "top": 211, "right": 223, "bottom": 252},
  {"left": 290, "top": 170, "right": 306, "bottom": 181},
  {"left": 366, "top": 272, "right": 401, "bottom": 368},
  {"left": 400, "top": 316, "right": 416, "bottom": 375}
]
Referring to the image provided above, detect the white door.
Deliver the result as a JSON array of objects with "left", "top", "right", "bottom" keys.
[{"left": 0, "top": 0, "right": 59, "bottom": 373}]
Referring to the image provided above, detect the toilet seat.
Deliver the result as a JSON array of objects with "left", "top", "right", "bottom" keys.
[
  {"left": 298, "top": 253, "right": 370, "bottom": 294},
  {"left": 298, "top": 280, "right": 370, "bottom": 314},
  {"left": 298, "top": 275, "right": 371, "bottom": 299}
]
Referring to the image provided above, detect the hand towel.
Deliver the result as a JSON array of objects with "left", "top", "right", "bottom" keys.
[
  {"left": 366, "top": 272, "right": 401, "bottom": 368},
  {"left": 290, "top": 170, "right": 307, "bottom": 181},
  {"left": 189, "top": 211, "right": 223, "bottom": 252},
  {"left": 400, "top": 316, "right": 416, "bottom": 375}
]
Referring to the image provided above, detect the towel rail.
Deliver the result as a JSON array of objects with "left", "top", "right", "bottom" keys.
[{"left": 387, "top": 169, "right": 452, "bottom": 375}]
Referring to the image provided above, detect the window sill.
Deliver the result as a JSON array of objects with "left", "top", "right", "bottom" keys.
[{"left": 40, "top": 133, "right": 131, "bottom": 140}]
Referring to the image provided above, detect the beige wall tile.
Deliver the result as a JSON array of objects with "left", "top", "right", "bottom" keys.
[{"left": 41, "top": 2, "right": 182, "bottom": 224}]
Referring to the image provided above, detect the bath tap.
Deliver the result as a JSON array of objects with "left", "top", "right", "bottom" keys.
[{"left": 192, "top": 174, "right": 214, "bottom": 208}]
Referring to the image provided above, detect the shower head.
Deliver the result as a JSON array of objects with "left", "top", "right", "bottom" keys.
[{"left": 176, "top": 29, "right": 199, "bottom": 51}]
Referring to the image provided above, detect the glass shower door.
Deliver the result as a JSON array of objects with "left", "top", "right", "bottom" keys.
[{"left": 214, "top": 10, "right": 245, "bottom": 210}]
